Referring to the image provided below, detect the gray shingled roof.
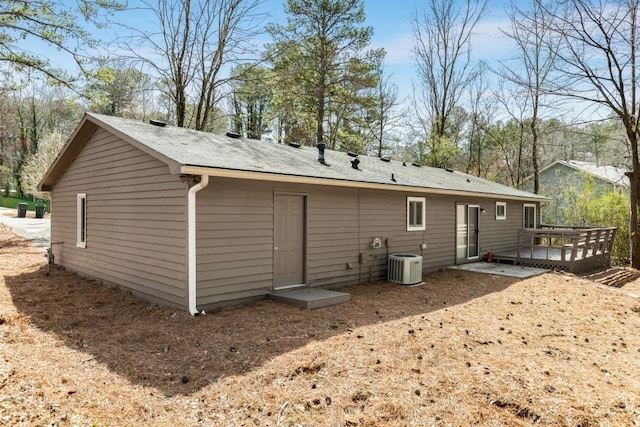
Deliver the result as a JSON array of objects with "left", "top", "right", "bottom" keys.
[
  {"left": 82, "top": 113, "right": 546, "bottom": 201},
  {"left": 560, "top": 160, "right": 629, "bottom": 187}
]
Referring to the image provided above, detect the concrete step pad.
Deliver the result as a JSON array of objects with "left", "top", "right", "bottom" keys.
[{"left": 269, "top": 288, "right": 351, "bottom": 309}]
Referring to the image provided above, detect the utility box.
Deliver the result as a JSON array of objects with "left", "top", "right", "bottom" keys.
[
  {"left": 17, "top": 203, "right": 27, "bottom": 218},
  {"left": 35, "top": 204, "right": 45, "bottom": 219}
]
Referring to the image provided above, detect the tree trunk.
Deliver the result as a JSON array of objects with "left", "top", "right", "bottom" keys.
[
  {"left": 628, "top": 131, "right": 640, "bottom": 269},
  {"left": 531, "top": 117, "right": 539, "bottom": 194}
]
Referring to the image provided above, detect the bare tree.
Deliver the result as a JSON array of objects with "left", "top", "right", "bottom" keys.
[
  {"left": 118, "top": 0, "right": 265, "bottom": 130},
  {"left": 498, "top": 1, "right": 558, "bottom": 194},
  {"left": 364, "top": 64, "right": 405, "bottom": 158},
  {"left": 540, "top": 0, "right": 640, "bottom": 267},
  {"left": 465, "top": 62, "right": 497, "bottom": 178},
  {"left": 411, "top": 0, "right": 487, "bottom": 167}
]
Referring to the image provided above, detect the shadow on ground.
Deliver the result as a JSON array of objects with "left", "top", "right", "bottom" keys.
[{"left": 5, "top": 259, "right": 519, "bottom": 397}]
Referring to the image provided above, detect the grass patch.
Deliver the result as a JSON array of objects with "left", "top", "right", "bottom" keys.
[{"left": 0, "top": 196, "right": 49, "bottom": 212}]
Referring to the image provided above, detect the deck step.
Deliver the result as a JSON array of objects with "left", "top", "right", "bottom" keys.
[
  {"left": 585, "top": 268, "right": 640, "bottom": 288},
  {"left": 268, "top": 288, "right": 351, "bottom": 309}
]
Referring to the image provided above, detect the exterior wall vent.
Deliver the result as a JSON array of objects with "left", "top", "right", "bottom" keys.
[{"left": 388, "top": 254, "right": 423, "bottom": 285}]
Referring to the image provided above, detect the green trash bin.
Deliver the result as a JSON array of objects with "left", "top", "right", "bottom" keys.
[
  {"left": 17, "top": 203, "right": 27, "bottom": 218},
  {"left": 35, "top": 204, "right": 45, "bottom": 219}
]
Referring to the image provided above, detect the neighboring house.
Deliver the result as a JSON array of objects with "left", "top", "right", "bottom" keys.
[
  {"left": 521, "top": 160, "right": 629, "bottom": 224},
  {"left": 39, "top": 113, "right": 547, "bottom": 313}
]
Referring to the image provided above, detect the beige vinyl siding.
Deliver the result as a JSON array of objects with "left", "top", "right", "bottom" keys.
[
  {"left": 357, "top": 192, "right": 457, "bottom": 280},
  {"left": 479, "top": 200, "right": 529, "bottom": 255},
  {"left": 357, "top": 190, "right": 404, "bottom": 281},
  {"left": 450, "top": 197, "right": 537, "bottom": 261},
  {"left": 197, "top": 181, "right": 533, "bottom": 305},
  {"left": 195, "top": 178, "right": 274, "bottom": 306},
  {"left": 306, "top": 187, "right": 360, "bottom": 287},
  {"left": 50, "top": 128, "right": 188, "bottom": 307}
]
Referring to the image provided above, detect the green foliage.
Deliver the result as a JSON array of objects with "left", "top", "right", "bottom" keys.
[
  {"left": 267, "top": 0, "right": 381, "bottom": 148},
  {"left": 0, "top": 1, "right": 125, "bottom": 88},
  {"left": 20, "top": 131, "right": 65, "bottom": 201},
  {"left": 557, "top": 180, "right": 630, "bottom": 264},
  {"left": 230, "top": 65, "right": 274, "bottom": 140},
  {"left": 420, "top": 134, "right": 458, "bottom": 168},
  {"left": 85, "top": 64, "right": 153, "bottom": 118}
]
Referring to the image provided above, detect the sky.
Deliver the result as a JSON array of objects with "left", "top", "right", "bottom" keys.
[
  {"left": 89, "top": 0, "right": 527, "bottom": 105},
  {"left": 24, "top": 0, "right": 523, "bottom": 110},
  {"left": 123, "top": 0, "right": 522, "bottom": 107}
]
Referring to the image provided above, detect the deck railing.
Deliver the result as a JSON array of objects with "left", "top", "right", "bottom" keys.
[{"left": 516, "top": 226, "right": 617, "bottom": 273}]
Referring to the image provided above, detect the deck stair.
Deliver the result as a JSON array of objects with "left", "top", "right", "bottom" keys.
[{"left": 584, "top": 268, "right": 640, "bottom": 288}]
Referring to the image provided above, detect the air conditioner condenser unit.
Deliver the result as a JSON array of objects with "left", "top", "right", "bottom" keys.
[{"left": 388, "top": 254, "right": 423, "bottom": 285}]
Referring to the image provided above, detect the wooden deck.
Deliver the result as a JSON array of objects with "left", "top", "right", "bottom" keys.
[{"left": 493, "top": 226, "right": 617, "bottom": 274}]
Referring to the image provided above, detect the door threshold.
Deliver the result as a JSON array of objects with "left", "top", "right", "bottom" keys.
[{"left": 273, "top": 284, "right": 307, "bottom": 292}]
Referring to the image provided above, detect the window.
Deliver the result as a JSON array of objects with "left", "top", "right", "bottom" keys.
[
  {"left": 495, "top": 202, "right": 506, "bottom": 220},
  {"left": 523, "top": 204, "right": 536, "bottom": 229},
  {"left": 407, "top": 197, "right": 426, "bottom": 231},
  {"left": 77, "top": 193, "right": 87, "bottom": 248}
]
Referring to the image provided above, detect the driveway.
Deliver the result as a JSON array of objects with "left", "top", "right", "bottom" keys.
[{"left": 0, "top": 207, "right": 50, "bottom": 250}]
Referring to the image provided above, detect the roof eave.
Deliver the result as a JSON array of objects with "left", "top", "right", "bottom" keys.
[
  {"left": 38, "top": 113, "right": 184, "bottom": 192},
  {"left": 180, "top": 165, "right": 549, "bottom": 202},
  {"left": 38, "top": 114, "right": 98, "bottom": 191}
]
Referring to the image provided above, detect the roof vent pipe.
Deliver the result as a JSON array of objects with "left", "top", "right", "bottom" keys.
[
  {"left": 317, "top": 143, "right": 327, "bottom": 165},
  {"left": 351, "top": 157, "right": 360, "bottom": 170},
  {"left": 149, "top": 119, "right": 166, "bottom": 127}
]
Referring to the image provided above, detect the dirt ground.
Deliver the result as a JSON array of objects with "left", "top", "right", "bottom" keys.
[{"left": 1, "top": 224, "right": 640, "bottom": 426}]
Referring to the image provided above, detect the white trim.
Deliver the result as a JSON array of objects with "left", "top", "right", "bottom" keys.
[
  {"left": 467, "top": 205, "right": 480, "bottom": 259},
  {"left": 76, "top": 193, "right": 87, "bottom": 248},
  {"left": 187, "top": 175, "right": 209, "bottom": 316},
  {"left": 180, "top": 165, "right": 549, "bottom": 202},
  {"left": 495, "top": 201, "right": 507, "bottom": 220},
  {"left": 407, "top": 196, "right": 426, "bottom": 231},
  {"left": 523, "top": 203, "right": 537, "bottom": 229}
]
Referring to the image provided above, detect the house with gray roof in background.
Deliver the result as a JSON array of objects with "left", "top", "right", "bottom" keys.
[
  {"left": 39, "top": 113, "right": 547, "bottom": 313},
  {"left": 521, "top": 160, "right": 629, "bottom": 225}
]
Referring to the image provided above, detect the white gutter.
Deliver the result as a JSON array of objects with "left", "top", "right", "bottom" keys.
[
  {"left": 187, "top": 174, "right": 209, "bottom": 316},
  {"left": 180, "top": 165, "right": 550, "bottom": 202}
]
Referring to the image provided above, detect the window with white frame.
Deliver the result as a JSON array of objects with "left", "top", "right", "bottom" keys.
[
  {"left": 523, "top": 203, "right": 536, "bottom": 229},
  {"left": 495, "top": 202, "right": 506, "bottom": 220},
  {"left": 407, "top": 197, "right": 426, "bottom": 231},
  {"left": 77, "top": 193, "right": 87, "bottom": 248}
]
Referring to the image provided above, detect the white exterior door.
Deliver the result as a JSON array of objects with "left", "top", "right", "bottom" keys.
[{"left": 456, "top": 204, "right": 480, "bottom": 262}]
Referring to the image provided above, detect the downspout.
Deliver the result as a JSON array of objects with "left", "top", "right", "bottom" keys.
[{"left": 188, "top": 174, "right": 209, "bottom": 316}]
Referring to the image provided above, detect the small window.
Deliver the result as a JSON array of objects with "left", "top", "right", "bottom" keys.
[
  {"left": 77, "top": 193, "right": 87, "bottom": 248},
  {"left": 523, "top": 203, "right": 536, "bottom": 229},
  {"left": 407, "top": 197, "right": 426, "bottom": 231},
  {"left": 496, "top": 202, "right": 506, "bottom": 220}
]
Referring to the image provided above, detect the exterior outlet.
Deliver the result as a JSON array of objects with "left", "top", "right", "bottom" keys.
[{"left": 420, "top": 243, "right": 427, "bottom": 250}]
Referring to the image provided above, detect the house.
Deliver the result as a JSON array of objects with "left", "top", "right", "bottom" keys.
[
  {"left": 521, "top": 160, "right": 629, "bottom": 224},
  {"left": 39, "top": 113, "right": 547, "bottom": 314}
]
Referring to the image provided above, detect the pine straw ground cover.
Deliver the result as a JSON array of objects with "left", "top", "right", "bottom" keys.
[{"left": 1, "top": 225, "right": 640, "bottom": 426}]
